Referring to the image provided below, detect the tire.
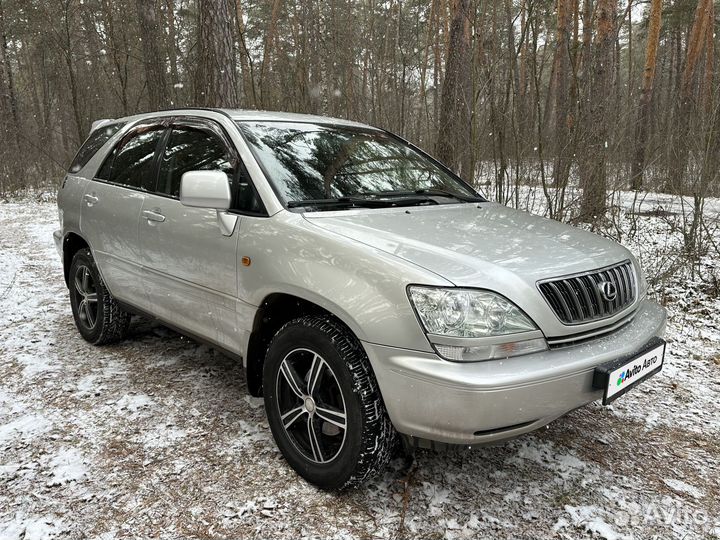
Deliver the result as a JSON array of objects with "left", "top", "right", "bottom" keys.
[
  {"left": 68, "top": 248, "right": 130, "bottom": 345},
  {"left": 263, "top": 315, "right": 396, "bottom": 490}
]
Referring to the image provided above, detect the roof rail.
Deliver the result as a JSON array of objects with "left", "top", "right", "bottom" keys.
[{"left": 145, "top": 106, "right": 235, "bottom": 119}]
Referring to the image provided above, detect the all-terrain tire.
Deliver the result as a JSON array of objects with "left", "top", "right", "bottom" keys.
[
  {"left": 263, "top": 315, "right": 396, "bottom": 490},
  {"left": 68, "top": 248, "right": 130, "bottom": 345}
]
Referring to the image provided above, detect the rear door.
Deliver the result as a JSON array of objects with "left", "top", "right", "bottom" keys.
[
  {"left": 138, "top": 118, "right": 243, "bottom": 347},
  {"left": 80, "top": 121, "right": 166, "bottom": 310}
]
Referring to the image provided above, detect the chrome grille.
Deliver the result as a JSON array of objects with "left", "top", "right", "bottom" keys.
[{"left": 538, "top": 260, "right": 636, "bottom": 324}]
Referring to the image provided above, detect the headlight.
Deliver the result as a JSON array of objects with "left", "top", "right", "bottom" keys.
[
  {"left": 408, "top": 286, "right": 547, "bottom": 362},
  {"left": 408, "top": 286, "right": 537, "bottom": 337}
]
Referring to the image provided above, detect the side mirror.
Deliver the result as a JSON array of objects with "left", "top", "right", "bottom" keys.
[{"left": 179, "top": 170, "right": 231, "bottom": 210}]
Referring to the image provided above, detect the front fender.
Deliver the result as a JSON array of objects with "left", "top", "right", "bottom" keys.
[{"left": 237, "top": 212, "right": 450, "bottom": 352}]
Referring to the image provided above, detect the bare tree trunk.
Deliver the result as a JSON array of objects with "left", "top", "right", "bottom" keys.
[
  {"left": 627, "top": 0, "right": 632, "bottom": 101},
  {"left": 518, "top": 0, "right": 528, "bottom": 145},
  {"left": 259, "top": 0, "right": 283, "bottom": 107},
  {"left": 700, "top": 0, "right": 714, "bottom": 114},
  {"left": 630, "top": 0, "right": 662, "bottom": 190},
  {"left": 579, "top": 0, "right": 615, "bottom": 222},
  {"left": 415, "top": 0, "right": 436, "bottom": 142},
  {"left": 100, "top": 0, "right": 130, "bottom": 115},
  {"left": 432, "top": 0, "right": 442, "bottom": 127},
  {"left": 59, "top": 0, "right": 85, "bottom": 144},
  {"left": 165, "top": 0, "right": 180, "bottom": 105},
  {"left": 235, "top": 0, "right": 257, "bottom": 107},
  {"left": 568, "top": 0, "right": 580, "bottom": 144},
  {"left": 437, "top": 0, "right": 473, "bottom": 178},
  {"left": 576, "top": 0, "right": 593, "bottom": 193},
  {"left": 0, "top": 0, "right": 20, "bottom": 140},
  {"left": 553, "top": 0, "right": 572, "bottom": 189},
  {"left": 669, "top": 0, "right": 713, "bottom": 193},
  {"left": 195, "top": 0, "right": 240, "bottom": 107},
  {"left": 0, "top": 0, "right": 21, "bottom": 193},
  {"left": 681, "top": 0, "right": 712, "bottom": 99},
  {"left": 136, "top": 0, "right": 169, "bottom": 110},
  {"left": 580, "top": 0, "right": 593, "bottom": 74}
]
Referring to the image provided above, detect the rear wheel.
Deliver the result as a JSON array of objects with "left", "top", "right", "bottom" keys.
[
  {"left": 69, "top": 248, "right": 130, "bottom": 345},
  {"left": 263, "top": 316, "right": 395, "bottom": 490}
]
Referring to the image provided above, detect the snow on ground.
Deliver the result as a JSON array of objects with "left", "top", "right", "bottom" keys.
[{"left": 0, "top": 195, "right": 718, "bottom": 539}]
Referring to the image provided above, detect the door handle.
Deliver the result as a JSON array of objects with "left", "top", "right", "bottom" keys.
[
  {"left": 83, "top": 194, "right": 98, "bottom": 206},
  {"left": 142, "top": 209, "right": 166, "bottom": 223}
]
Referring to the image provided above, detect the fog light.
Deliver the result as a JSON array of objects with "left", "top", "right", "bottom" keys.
[{"left": 434, "top": 337, "right": 547, "bottom": 362}]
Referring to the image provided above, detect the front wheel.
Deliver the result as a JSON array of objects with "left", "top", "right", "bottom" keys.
[
  {"left": 68, "top": 248, "right": 130, "bottom": 345},
  {"left": 263, "top": 316, "right": 395, "bottom": 490}
]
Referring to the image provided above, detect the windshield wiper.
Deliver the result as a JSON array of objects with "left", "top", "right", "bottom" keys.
[
  {"left": 288, "top": 197, "right": 381, "bottom": 209},
  {"left": 367, "top": 188, "right": 485, "bottom": 203},
  {"left": 417, "top": 188, "right": 485, "bottom": 202},
  {"left": 287, "top": 196, "right": 439, "bottom": 210}
]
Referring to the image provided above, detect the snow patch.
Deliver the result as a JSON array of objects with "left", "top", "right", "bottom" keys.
[
  {"left": 243, "top": 395, "right": 264, "bottom": 410},
  {"left": 0, "top": 515, "right": 66, "bottom": 540},
  {"left": 46, "top": 448, "right": 88, "bottom": 486},
  {"left": 662, "top": 478, "right": 704, "bottom": 500},
  {"left": 564, "top": 505, "right": 626, "bottom": 540},
  {"left": 113, "top": 393, "right": 154, "bottom": 417},
  {"left": 141, "top": 424, "right": 188, "bottom": 449},
  {"left": 0, "top": 414, "right": 51, "bottom": 442},
  {"left": 15, "top": 351, "right": 58, "bottom": 377},
  {"left": 509, "top": 440, "right": 587, "bottom": 479},
  {"left": 422, "top": 482, "right": 451, "bottom": 516},
  {"left": 228, "top": 419, "right": 272, "bottom": 448}
]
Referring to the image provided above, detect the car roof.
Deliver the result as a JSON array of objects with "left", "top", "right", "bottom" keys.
[
  {"left": 109, "top": 108, "right": 378, "bottom": 130},
  {"left": 222, "top": 109, "right": 376, "bottom": 129}
]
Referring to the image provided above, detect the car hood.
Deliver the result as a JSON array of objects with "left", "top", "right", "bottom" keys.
[{"left": 303, "top": 202, "right": 632, "bottom": 287}]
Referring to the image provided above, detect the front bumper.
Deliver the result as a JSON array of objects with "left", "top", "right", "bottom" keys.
[{"left": 363, "top": 299, "right": 666, "bottom": 446}]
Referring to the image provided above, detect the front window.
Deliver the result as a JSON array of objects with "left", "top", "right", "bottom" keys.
[
  {"left": 159, "top": 125, "right": 265, "bottom": 214},
  {"left": 236, "top": 121, "right": 482, "bottom": 210},
  {"left": 158, "top": 126, "right": 235, "bottom": 198}
]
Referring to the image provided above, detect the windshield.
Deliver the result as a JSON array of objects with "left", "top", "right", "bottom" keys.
[{"left": 236, "top": 121, "right": 482, "bottom": 209}]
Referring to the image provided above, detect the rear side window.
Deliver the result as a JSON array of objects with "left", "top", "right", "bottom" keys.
[
  {"left": 157, "top": 127, "right": 234, "bottom": 198},
  {"left": 68, "top": 122, "right": 126, "bottom": 173},
  {"left": 96, "top": 126, "right": 165, "bottom": 190}
]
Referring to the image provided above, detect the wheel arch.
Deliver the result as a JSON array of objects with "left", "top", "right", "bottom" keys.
[
  {"left": 244, "top": 292, "right": 366, "bottom": 398},
  {"left": 62, "top": 232, "right": 91, "bottom": 287}
]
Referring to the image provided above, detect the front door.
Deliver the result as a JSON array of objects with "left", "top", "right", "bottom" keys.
[{"left": 138, "top": 119, "right": 240, "bottom": 347}]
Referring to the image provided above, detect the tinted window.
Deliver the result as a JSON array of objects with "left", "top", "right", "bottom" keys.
[
  {"left": 157, "top": 127, "right": 234, "bottom": 198},
  {"left": 97, "top": 126, "right": 165, "bottom": 190},
  {"left": 69, "top": 122, "right": 126, "bottom": 173}
]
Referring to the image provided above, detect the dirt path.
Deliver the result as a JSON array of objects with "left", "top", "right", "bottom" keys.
[{"left": 1, "top": 200, "right": 718, "bottom": 540}]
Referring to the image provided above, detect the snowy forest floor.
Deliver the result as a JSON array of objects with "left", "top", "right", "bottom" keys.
[{"left": 1, "top": 193, "right": 719, "bottom": 540}]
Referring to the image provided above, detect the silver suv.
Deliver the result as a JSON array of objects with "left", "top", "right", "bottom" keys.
[{"left": 55, "top": 109, "right": 667, "bottom": 489}]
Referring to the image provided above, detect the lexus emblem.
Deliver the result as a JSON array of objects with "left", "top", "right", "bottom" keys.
[{"left": 598, "top": 281, "right": 617, "bottom": 302}]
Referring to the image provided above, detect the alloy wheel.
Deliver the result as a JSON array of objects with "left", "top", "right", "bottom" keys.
[
  {"left": 275, "top": 348, "right": 348, "bottom": 464},
  {"left": 73, "top": 265, "right": 98, "bottom": 330}
]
